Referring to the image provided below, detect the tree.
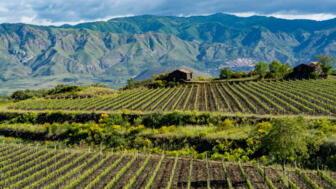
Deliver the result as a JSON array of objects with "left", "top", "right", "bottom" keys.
[
  {"left": 268, "top": 60, "right": 291, "bottom": 79},
  {"left": 269, "top": 60, "right": 282, "bottom": 73},
  {"left": 269, "top": 60, "right": 283, "bottom": 78},
  {"left": 219, "top": 68, "right": 233, "bottom": 79},
  {"left": 126, "top": 78, "right": 135, "bottom": 89},
  {"left": 261, "top": 117, "right": 309, "bottom": 174},
  {"left": 254, "top": 62, "right": 268, "bottom": 78},
  {"left": 316, "top": 55, "right": 336, "bottom": 75}
]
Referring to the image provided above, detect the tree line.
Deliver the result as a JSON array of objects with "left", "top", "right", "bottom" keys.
[{"left": 220, "top": 55, "right": 335, "bottom": 80}]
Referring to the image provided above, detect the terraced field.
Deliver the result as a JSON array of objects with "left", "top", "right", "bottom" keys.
[
  {"left": 0, "top": 143, "right": 335, "bottom": 189},
  {"left": 9, "top": 79, "right": 336, "bottom": 116}
]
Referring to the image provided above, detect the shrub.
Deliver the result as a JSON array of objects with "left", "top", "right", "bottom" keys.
[
  {"left": 100, "top": 113, "right": 128, "bottom": 126},
  {"left": 198, "top": 76, "right": 206, "bottom": 80},
  {"left": 218, "top": 118, "right": 234, "bottom": 130},
  {"left": 10, "top": 112, "right": 38, "bottom": 124},
  {"left": 142, "top": 112, "right": 164, "bottom": 128},
  {"left": 310, "top": 72, "right": 319, "bottom": 79},
  {"left": 256, "top": 121, "right": 272, "bottom": 134},
  {"left": 219, "top": 68, "right": 233, "bottom": 79}
]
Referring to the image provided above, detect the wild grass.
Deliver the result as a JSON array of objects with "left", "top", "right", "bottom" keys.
[{"left": 140, "top": 125, "right": 253, "bottom": 140}]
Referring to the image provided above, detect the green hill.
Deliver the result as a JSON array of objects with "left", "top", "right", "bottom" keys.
[{"left": 1, "top": 13, "right": 336, "bottom": 95}]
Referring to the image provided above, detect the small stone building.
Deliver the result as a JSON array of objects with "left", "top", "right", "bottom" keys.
[
  {"left": 167, "top": 69, "right": 193, "bottom": 82},
  {"left": 290, "top": 62, "right": 324, "bottom": 79}
]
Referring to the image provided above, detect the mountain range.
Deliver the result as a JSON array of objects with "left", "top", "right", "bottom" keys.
[{"left": 1, "top": 13, "right": 336, "bottom": 95}]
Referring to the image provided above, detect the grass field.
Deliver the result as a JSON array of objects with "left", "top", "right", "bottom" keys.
[
  {"left": 0, "top": 143, "right": 335, "bottom": 189},
  {"left": 8, "top": 79, "right": 336, "bottom": 117}
]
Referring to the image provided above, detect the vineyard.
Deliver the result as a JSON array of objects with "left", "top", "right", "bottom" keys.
[
  {"left": 0, "top": 143, "right": 335, "bottom": 189},
  {"left": 9, "top": 79, "right": 336, "bottom": 116}
]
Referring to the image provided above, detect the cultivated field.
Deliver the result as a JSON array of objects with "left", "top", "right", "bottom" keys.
[
  {"left": 0, "top": 143, "right": 335, "bottom": 189},
  {"left": 9, "top": 79, "right": 336, "bottom": 116}
]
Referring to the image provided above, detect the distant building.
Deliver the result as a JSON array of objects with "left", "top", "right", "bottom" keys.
[
  {"left": 290, "top": 62, "right": 324, "bottom": 79},
  {"left": 167, "top": 69, "right": 193, "bottom": 82}
]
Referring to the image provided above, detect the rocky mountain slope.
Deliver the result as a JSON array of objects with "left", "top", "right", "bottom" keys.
[{"left": 0, "top": 13, "right": 336, "bottom": 94}]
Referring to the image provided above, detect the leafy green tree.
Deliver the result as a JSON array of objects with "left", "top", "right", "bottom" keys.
[
  {"left": 268, "top": 60, "right": 291, "bottom": 79},
  {"left": 261, "top": 117, "right": 309, "bottom": 174},
  {"left": 219, "top": 68, "right": 233, "bottom": 79},
  {"left": 268, "top": 60, "right": 283, "bottom": 78},
  {"left": 254, "top": 62, "right": 268, "bottom": 78},
  {"left": 126, "top": 78, "right": 135, "bottom": 89},
  {"left": 316, "top": 55, "right": 336, "bottom": 75},
  {"left": 269, "top": 60, "right": 282, "bottom": 73}
]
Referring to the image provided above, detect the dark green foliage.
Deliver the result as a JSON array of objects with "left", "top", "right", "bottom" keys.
[
  {"left": 125, "top": 78, "right": 135, "bottom": 89},
  {"left": 10, "top": 85, "right": 82, "bottom": 101},
  {"left": 219, "top": 68, "right": 249, "bottom": 80},
  {"left": 142, "top": 112, "right": 165, "bottom": 128},
  {"left": 219, "top": 68, "right": 233, "bottom": 79},
  {"left": 9, "top": 112, "right": 38, "bottom": 124},
  {"left": 254, "top": 62, "right": 268, "bottom": 78},
  {"left": 90, "top": 83, "right": 108, "bottom": 88},
  {"left": 267, "top": 60, "right": 291, "bottom": 79},
  {"left": 100, "top": 113, "right": 129, "bottom": 126},
  {"left": 310, "top": 72, "right": 319, "bottom": 79},
  {"left": 47, "top": 85, "right": 82, "bottom": 95},
  {"left": 231, "top": 72, "right": 248, "bottom": 78},
  {"left": 317, "top": 55, "right": 336, "bottom": 75},
  {"left": 10, "top": 89, "right": 49, "bottom": 101},
  {"left": 260, "top": 117, "right": 310, "bottom": 168}
]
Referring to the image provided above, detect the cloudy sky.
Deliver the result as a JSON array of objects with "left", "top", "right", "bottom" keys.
[{"left": 0, "top": 0, "right": 336, "bottom": 25}]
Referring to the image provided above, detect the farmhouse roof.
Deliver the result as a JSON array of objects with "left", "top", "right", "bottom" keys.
[
  {"left": 295, "top": 62, "right": 319, "bottom": 68},
  {"left": 308, "top": 62, "right": 319, "bottom": 67},
  {"left": 177, "top": 68, "right": 192, "bottom": 74}
]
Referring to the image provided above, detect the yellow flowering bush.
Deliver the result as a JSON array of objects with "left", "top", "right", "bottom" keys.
[
  {"left": 217, "top": 118, "right": 234, "bottom": 130},
  {"left": 113, "top": 125, "right": 121, "bottom": 130},
  {"left": 99, "top": 113, "right": 109, "bottom": 123},
  {"left": 159, "top": 125, "right": 176, "bottom": 133},
  {"left": 256, "top": 121, "right": 272, "bottom": 134},
  {"left": 126, "top": 125, "right": 145, "bottom": 135}
]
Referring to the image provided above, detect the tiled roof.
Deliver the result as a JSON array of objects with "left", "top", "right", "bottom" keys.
[{"left": 177, "top": 68, "right": 192, "bottom": 74}]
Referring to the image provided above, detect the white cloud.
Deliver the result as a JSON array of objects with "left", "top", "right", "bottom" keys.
[
  {"left": 269, "top": 13, "right": 336, "bottom": 21},
  {"left": 228, "top": 12, "right": 336, "bottom": 21},
  {"left": 0, "top": 0, "right": 336, "bottom": 25},
  {"left": 18, "top": 14, "right": 134, "bottom": 26}
]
